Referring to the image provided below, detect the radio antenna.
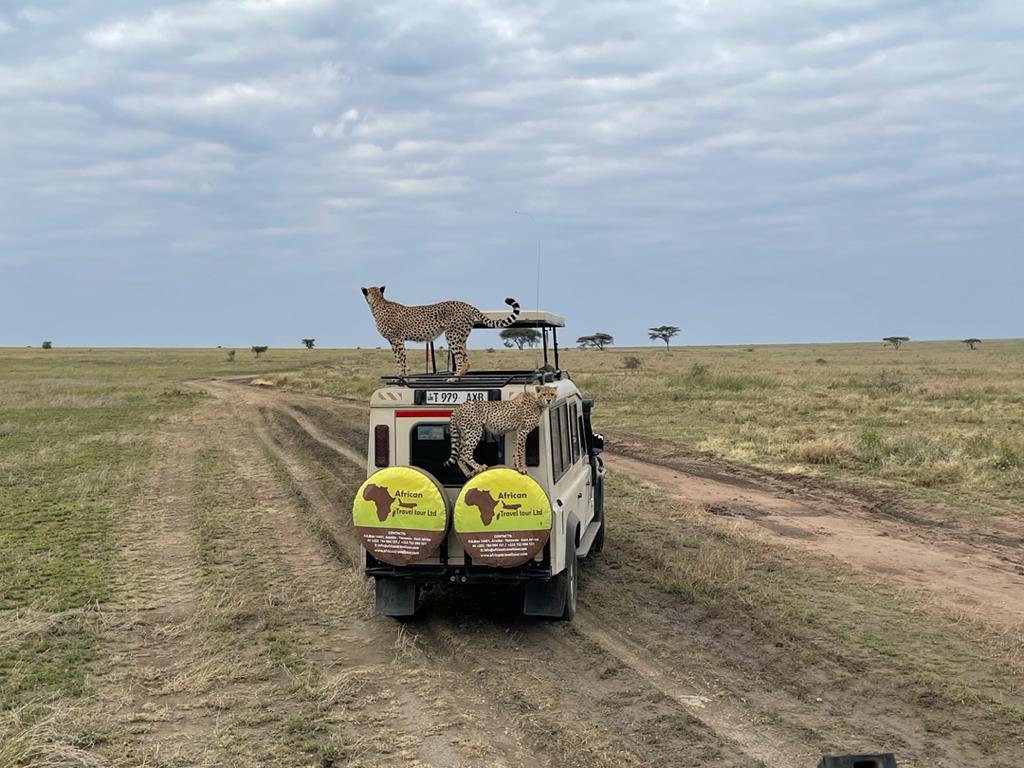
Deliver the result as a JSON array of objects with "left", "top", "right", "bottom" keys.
[{"left": 513, "top": 210, "right": 542, "bottom": 376}]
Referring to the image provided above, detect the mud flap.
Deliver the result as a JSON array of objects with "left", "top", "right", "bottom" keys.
[
  {"left": 523, "top": 515, "right": 578, "bottom": 618},
  {"left": 375, "top": 577, "right": 419, "bottom": 617},
  {"left": 522, "top": 572, "right": 568, "bottom": 618},
  {"left": 817, "top": 755, "right": 898, "bottom": 768}
]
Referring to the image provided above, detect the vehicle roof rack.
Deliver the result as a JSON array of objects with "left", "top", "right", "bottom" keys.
[
  {"left": 473, "top": 310, "right": 565, "bottom": 329},
  {"left": 400, "top": 308, "right": 565, "bottom": 377},
  {"left": 380, "top": 369, "right": 560, "bottom": 389}
]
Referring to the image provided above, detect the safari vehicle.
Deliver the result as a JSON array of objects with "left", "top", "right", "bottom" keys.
[{"left": 353, "top": 311, "right": 605, "bottom": 620}]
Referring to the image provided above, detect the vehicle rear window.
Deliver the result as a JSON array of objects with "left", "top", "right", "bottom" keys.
[
  {"left": 525, "top": 428, "right": 539, "bottom": 467},
  {"left": 409, "top": 423, "right": 504, "bottom": 486}
]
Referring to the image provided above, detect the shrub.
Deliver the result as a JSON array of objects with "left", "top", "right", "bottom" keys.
[
  {"left": 669, "top": 363, "right": 777, "bottom": 394},
  {"left": 992, "top": 443, "right": 1021, "bottom": 471},
  {"left": 790, "top": 437, "right": 856, "bottom": 466},
  {"left": 623, "top": 355, "right": 642, "bottom": 370},
  {"left": 858, "top": 429, "right": 888, "bottom": 468}
]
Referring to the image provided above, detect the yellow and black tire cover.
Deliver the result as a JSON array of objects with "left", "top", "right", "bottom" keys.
[
  {"left": 454, "top": 468, "right": 552, "bottom": 567},
  {"left": 353, "top": 467, "right": 449, "bottom": 566}
]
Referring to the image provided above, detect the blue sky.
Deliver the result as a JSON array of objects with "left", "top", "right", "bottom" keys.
[{"left": 1, "top": 0, "right": 1021, "bottom": 348}]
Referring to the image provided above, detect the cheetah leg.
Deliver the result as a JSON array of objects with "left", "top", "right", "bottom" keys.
[
  {"left": 512, "top": 430, "right": 529, "bottom": 474},
  {"left": 389, "top": 339, "right": 408, "bottom": 378},
  {"left": 456, "top": 423, "right": 486, "bottom": 477},
  {"left": 446, "top": 329, "right": 471, "bottom": 380}
]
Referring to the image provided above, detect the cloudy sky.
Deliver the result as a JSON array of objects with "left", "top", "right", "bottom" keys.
[{"left": 1, "top": 0, "right": 1021, "bottom": 347}]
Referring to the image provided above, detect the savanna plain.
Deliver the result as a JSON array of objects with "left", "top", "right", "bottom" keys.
[{"left": 2, "top": 341, "right": 1022, "bottom": 767}]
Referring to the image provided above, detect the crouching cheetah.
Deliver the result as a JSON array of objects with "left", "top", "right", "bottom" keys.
[
  {"left": 445, "top": 386, "right": 558, "bottom": 478},
  {"left": 361, "top": 286, "right": 520, "bottom": 379}
]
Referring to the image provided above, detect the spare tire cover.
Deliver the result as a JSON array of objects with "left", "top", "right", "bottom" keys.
[
  {"left": 353, "top": 467, "right": 449, "bottom": 566},
  {"left": 454, "top": 468, "right": 552, "bottom": 567}
]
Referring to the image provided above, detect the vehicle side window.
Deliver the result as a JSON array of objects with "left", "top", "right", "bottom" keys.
[
  {"left": 559, "top": 404, "right": 571, "bottom": 470},
  {"left": 549, "top": 405, "right": 564, "bottom": 482},
  {"left": 569, "top": 402, "right": 580, "bottom": 465}
]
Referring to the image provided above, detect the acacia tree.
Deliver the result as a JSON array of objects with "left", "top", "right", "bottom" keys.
[
  {"left": 251, "top": 345, "right": 269, "bottom": 359},
  {"left": 500, "top": 328, "right": 541, "bottom": 350},
  {"left": 301, "top": 338, "right": 315, "bottom": 349},
  {"left": 962, "top": 338, "right": 981, "bottom": 350},
  {"left": 41, "top": 341, "right": 52, "bottom": 349},
  {"left": 883, "top": 336, "right": 910, "bottom": 350},
  {"left": 648, "top": 325, "right": 680, "bottom": 350},
  {"left": 577, "top": 332, "right": 614, "bottom": 350}
]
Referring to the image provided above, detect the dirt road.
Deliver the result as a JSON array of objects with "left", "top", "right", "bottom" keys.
[
  {"left": 84, "top": 378, "right": 1022, "bottom": 767},
  {"left": 607, "top": 439, "right": 1024, "bottom": 629}
]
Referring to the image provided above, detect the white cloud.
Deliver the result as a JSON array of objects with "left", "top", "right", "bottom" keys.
[{"left": 2, "top": 0, "right": 1023, "bottom": 344}]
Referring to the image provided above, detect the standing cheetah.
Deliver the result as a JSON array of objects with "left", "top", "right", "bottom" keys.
[
  {"left": 445, "top": 386, "right": 558, "bottom": 478},
  {"left": 361, "top": 286, "right": 520, "bottom": 378}
]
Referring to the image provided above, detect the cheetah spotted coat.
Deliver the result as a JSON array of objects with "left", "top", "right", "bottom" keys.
[
  {"left": 445, "top": 386, "right": 558, "bottom": 478},
  {"left": 361, "top": 286, "right": 520, "bottom": 378}
]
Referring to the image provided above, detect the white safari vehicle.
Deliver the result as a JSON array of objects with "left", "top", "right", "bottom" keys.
[{"left": 352, "top": 311, "right": 605, "bottom": 620}]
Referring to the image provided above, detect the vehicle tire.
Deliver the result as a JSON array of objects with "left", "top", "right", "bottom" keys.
[
  {"left": 561, "top": 536, "right": 578, "bottom": 621},
  {"left": 522, "top": 532, "right": 578, "bottom": 619}
]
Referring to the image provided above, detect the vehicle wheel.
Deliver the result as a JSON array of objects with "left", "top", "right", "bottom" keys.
[{"left": 561, "top": 537, "right": 578, "bottom": 621}]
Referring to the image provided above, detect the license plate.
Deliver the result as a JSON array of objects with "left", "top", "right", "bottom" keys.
[{"left": 424, "top": 390, "right": 488, "bottom": 405}]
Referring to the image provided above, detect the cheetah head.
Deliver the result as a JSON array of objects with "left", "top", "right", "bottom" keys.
[
  {"left": 361, "top": 286, "right": 386, "bottom": 304},
  {"left": 534, "top": 385, "right": 558, "bottom": 406}
]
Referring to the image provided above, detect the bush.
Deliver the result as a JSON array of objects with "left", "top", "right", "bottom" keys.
[
  {"left": 669, "top": 364, "right": 777, "bottom": 393},
  {"left": 992, "top": 443, "right": 1021, "bottom": 471},
  {"left": 790, "top": 437, "right": 856, "bottom": 466},
  {"left": 623, "top": 355, "right": 642, "bottom": 370},
  {"left": 858, "top": 429, "right": 889, "bottom": 468}
]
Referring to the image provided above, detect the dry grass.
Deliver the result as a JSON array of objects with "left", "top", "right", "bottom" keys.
[{"left": 4, "top": 343, "right": 1023, "bottom": 765}]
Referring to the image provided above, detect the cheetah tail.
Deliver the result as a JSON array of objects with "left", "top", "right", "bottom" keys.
[
  {"left": 477, "top": 297, "right": 521, "bottom": 328},
  {"left": 443, "top": 425, "right": 461, "bottom": 468}
]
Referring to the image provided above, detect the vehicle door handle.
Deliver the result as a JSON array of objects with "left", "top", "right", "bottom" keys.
[{"left": 577, "top": 492, "right": 583, "bottom": 499}]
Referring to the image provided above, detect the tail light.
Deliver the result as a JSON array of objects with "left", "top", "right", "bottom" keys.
[{"left": 374, "top": 425, "right": 390, "bottom": 467}]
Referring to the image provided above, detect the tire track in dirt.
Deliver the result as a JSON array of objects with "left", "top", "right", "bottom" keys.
[
  {"left": 201, "top": 383, "right": 539, "bottom": 766},
  {"left": 606, "top": 451, "right": 1024, "bottom": 628},
  {"left": 213, "top": 381, "right": 784, "bottom": 766},
  {"left": 94, "top": 408, "right": 221, "bottom": 766},
  {"left": 198, "top": 379, "right": 1024, "bottom": 768},
  {"left": 211, "top": 381, "right": 815, "bottom": 766}
]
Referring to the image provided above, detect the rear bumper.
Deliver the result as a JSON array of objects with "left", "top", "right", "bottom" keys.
[{"left": 365, "top": 546, "right": 552, "bottom": 584}]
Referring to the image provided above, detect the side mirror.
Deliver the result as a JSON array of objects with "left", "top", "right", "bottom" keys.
[{"left": 591, "top": 433, "right": 604, "bottom": 455}]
